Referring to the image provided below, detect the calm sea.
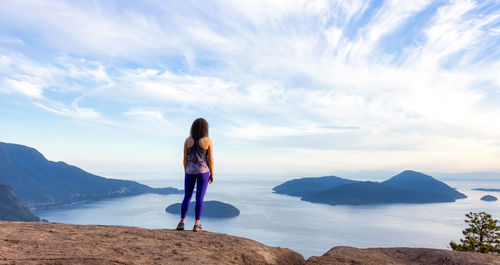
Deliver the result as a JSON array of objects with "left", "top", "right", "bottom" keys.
[{"left": 33, "top": 174, "right": 500, "bottom": 258}]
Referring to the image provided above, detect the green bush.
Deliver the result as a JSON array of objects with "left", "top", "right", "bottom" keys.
[{"left": 450, "top": 212, "right": 500, "bottom": 253}]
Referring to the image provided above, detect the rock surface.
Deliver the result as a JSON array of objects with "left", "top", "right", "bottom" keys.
[
  {"left": 0, "top": 221, "right": 304, "bottom": 265},
  {"left": 306, "top": 246, "right": 500, "bottom": 265},
  {"left": 1, "top": 221, "right": 499, "bottom": 265}
]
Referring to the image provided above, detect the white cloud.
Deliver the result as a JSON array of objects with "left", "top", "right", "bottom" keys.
[
  {"left": 222, "top": 123, "right": 357, "bottom": 140},
  {"left": 56, "top": 57, "right": 110, "bottom": 83},
  {"left": 0, "top": 54, "right": 61, "bottom": 86},
  {"left": 417, "top": 1, "right": 500, "bottom": 66},
  {"left": 124, "top": 108, "right": 170, "bottom": 124},
  {"left": 109, "top": 68, "right": 238, "bottom": 106},
  {"left": 2, "top": 77, "right": 44, "bottom": 98},
  {"left": 0, "top": 38, "right": 24, "bottom": 45},
  {"left": 347, "top": 0, "right": 432, "bottom": 61}
]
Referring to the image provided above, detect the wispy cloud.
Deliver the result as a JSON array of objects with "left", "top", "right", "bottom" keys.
[
  {"left": 34, "top": 101, "right": 101, "bottom": 120},
  {"left": 124, "top": 108, "right": 170, "bottom": 125}
]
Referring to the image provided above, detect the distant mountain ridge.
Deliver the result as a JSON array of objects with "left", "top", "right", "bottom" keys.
[
  {"left": 0, "top": 184, "right": 39, "bottom": 221},
  {"left": 0, "top": 142, "right": 182, "bottom": 209},
  {"left": 274, "top": 170, "right": 467, "bottom": 205},
  {"left": 473, "top": 188, "right": 500, "bottom": 192}
]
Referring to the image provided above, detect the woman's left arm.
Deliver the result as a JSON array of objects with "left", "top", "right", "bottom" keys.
[
  {"left": 183, "top": 140, "right": 188, "bottom": 172},
  {"left": 207, "top": 139, "right": 215, "bottom": 184}
]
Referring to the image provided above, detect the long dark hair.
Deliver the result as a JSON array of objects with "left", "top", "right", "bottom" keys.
[{"left": 190, "top": 118, "right": 209, "bottom": 140}]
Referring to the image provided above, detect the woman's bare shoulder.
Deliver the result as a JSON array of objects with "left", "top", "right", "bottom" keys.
[
  {"left": 199, "top": 137, "right": 212, "bottom": 149},
  {"left": 185, "top": 137, "right": 194, "bottom": 148}
]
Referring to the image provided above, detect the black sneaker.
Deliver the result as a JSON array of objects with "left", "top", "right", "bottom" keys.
[
  {"left": 176, "top": 222, "right": 184, "bottom": 231},
  {"left": 193, "top": 224, "right": 203, "bottom": 232}
]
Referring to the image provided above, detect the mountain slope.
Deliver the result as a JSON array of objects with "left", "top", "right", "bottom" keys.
[
  {"left": 301, "top": 181, "right": 454, "bottom": 205},
  {"left": 0, "top": 142, "right": 182, "bottom": 208},
  {"left": 272, "top": 176, "right": 358, "bottom": 197},
  {"left": 0, "top": 184, "right": 39, "bottom": 221},
  {"left": 382, "top": 170, "right": 466, "bottom": 199}
]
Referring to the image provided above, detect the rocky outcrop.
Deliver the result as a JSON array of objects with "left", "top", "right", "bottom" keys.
[
  {"left": 305, "top": 246, "right": 500, "bottom": 265},
  {"left": 0, "top": 221, "right": 304, "bottom": 265},
  {"left": 1, "top": 222, "right": 499, "bottom": 265}
]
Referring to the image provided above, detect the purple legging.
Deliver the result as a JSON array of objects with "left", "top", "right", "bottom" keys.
[{"left": 180, "top": 172, "right": 210, "bottom": 220}]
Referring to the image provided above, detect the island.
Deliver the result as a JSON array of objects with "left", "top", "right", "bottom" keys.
[
  {"left": 274, "top": 170, "right": 467, "bottom": 205},
  {"left": 0, "top": 184, "right": 39, "bottom": 222},
  {"left": 473, "top": 188, "right": 500, "bottom": 192},
  {"left": 480, "top": 195, "right": 498, "bottom": 201},
  {"left": 302, "top": 181, "right": 456, "bottom": 205},
  {"left": 165, "top": 200, "right": 240, "bottom": 218},
  {"left": 0, "top": 142, "right": 182, "bottom": 209}
]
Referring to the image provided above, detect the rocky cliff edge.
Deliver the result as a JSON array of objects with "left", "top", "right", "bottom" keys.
[
  {"left": 0, "top": 221, "right": 303, "bottom": 265},
  {"left": 1, "top": 221, "right": 499, "bottom": 265}
]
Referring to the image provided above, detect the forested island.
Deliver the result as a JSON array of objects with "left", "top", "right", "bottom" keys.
[
  {"left": 274, "top": 170, "right": 466, "bottom": 205},
  {"left": 480, "top": 195, "right": 497, "bottom": 201},
  {"left": 165, "top": 200, "right": 240, "bottom": 218}
]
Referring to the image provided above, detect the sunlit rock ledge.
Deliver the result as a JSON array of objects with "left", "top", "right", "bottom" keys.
[{"left": 1, "top": 221, "right": 499, "bottom": 265}]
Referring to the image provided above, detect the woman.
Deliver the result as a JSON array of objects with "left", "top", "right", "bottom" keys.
[{"left": 176, "top": 118, "right": 214, "bottom": 232}]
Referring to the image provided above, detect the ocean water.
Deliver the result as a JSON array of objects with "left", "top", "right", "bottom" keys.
[{"left": 33, "top": 175, "right": 500, "bottom": 258}]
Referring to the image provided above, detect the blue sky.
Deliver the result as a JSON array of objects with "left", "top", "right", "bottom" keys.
[{"left": 1, "top": 0, "right": 500, "bottom": 178}]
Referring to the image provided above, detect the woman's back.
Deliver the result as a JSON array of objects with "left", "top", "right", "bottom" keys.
[
  {"left": 185, "top": 136, "right": 210, "bottom": 150},
  {"left": 185, "top": 136, "right": 210, "bottom": 174}
]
